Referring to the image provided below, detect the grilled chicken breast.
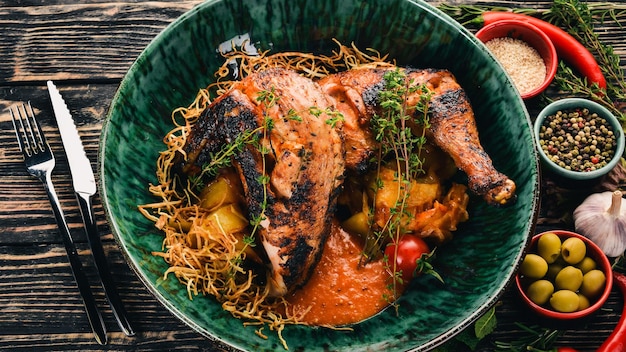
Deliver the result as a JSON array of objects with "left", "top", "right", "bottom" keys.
[
  {"left": 319, "top": 67, "right": 516, "bottom": 206},
  {"left": 181, "top": 68, "right": 345, "bottom": 297}
]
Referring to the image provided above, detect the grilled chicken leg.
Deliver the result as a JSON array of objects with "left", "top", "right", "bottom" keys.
[{"left": 319, "top": 67, "right": 516, "bottom": 206}]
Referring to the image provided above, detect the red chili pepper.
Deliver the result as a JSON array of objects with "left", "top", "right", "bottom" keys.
[
  {"left": 528, "top": 346, "right": 579, "bottom": 352},
  {"left": 479, "top": 12, "right": 607, "bottom": 90},
  {"left": 597, "top": 272, "right": 626, "bottom": 352}
]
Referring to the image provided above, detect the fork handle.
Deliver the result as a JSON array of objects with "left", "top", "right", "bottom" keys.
[
  {"left": 76, "top": 192, "right": 135, "bottom": 336},
  {"left": 41, "top": 173, "right": 108, "bottom": 345}
]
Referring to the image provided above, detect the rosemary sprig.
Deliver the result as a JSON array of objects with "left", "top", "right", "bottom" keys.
[
  {"left": 552, "top": 61, "right": 624, "bottom": 120},
  {"left": 438, "top": 2, "right": 626, "bottom": 26},
  {"left": 437, "top": 4, "right": 543, "bottom": 26},
  {"left": 544, "top": 0, "right": 626, "bottom": 121},
  {"left": 493, "top": 323, "right": 562, "bottom": 351}
]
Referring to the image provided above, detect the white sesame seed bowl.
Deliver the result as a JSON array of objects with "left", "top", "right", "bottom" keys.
[
  {"left": 475, "top": 19, "right": 558, "bottom": 100},
  {"left": 534, "top": 98, "right": 625, "bottom": 181}
]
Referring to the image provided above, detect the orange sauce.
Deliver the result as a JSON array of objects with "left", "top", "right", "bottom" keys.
[{"left": 286, "top": 223, "right": 399, "bottom": 326}]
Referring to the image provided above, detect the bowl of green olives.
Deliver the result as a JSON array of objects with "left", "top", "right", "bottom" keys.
[
  {"left": 534, "top": 98, "right": 625, "bottom": 181},
  {"left": 515, "top": 230, "right": 613, "bottom": 319}
]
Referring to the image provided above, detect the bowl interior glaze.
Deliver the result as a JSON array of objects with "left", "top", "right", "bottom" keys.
[{"left": 100, "top": 0, "right": 540, "bottom": 350}]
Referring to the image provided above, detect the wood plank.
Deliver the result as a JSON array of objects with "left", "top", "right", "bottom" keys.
[
  {"left": 0, "top": 241, "right": 236, "bottom": 351},
  {"left": 0, "top": 1, "right": 204, "bottom": 83},
  {"left": 0, "top": 84, "right": 116, "bottom": 245}
]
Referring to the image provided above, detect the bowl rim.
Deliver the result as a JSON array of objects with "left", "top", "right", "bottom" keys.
[
  {"left": 533, "top": 97, "right": 625, "bottom": 180},
  {"left": 475, "top": 19, "right": 558, "bottom": 100},
  {"left": 516, "top": 230, "right": 614, "bottom": 320}
]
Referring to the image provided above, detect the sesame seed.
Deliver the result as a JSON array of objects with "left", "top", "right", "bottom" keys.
[{"left": 485, "top": 37, "right": 547, "bottom": 95}]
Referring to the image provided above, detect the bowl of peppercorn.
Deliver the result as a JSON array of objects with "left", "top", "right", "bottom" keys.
[{"left": 534, "top": 98, "right": 625, "bottom": 181}]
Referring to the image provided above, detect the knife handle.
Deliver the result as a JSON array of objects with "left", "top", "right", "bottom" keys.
[
  {"left": 76, "top": 192, "right": 135, "bottom": 337},
  {"left": 42, "top": 174, "right": 108, "bottom": 345}
]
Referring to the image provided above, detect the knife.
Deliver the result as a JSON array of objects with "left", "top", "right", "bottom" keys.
[{"left": 47, "top": 80, "right": 135, "bottom": 337}]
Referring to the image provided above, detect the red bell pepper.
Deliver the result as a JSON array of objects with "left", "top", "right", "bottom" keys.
[{"left": 597, "top": 272, "right": 626, "bottom": 352}]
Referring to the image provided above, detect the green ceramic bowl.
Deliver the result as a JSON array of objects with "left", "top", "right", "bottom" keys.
[{"left": 100, "top": 0, "right": 540, "bottom": 350}]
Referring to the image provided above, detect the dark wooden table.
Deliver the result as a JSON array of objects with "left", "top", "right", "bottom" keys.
[{"left": 1, "top": 1, "right": 624, "bottom": 351}]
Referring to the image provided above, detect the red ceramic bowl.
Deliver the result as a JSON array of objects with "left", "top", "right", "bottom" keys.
[
  {"left": 475, "top": 19, "right": 558, "bottom": 100},
  {"left": 515, "top": 230, "right": 613, "bottom": 320}
]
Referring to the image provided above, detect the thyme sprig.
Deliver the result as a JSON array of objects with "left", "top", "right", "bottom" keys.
[
  {"left": 366, "top": 69, "right": 434, "bottom": 302},
  {"left": 552, "top": 61, "right": 624, "bottom": 120},
  {"left": 189, "top": 128, "right": 262, "bottom": 190},
  {"left": 368, "top": 70, "right": 426, "bottom": 258},
  {"left": 372, "top": 69, "right": 431, "bottom": 181},
  {"left": 188, "top": 87, "right": 282, "bottom": 272},
  {"left": 248, "top": 88, "right": 278, "bottom": 237},
  {"left": 309, "top": 106, "right": 345, "bottom": 128}
]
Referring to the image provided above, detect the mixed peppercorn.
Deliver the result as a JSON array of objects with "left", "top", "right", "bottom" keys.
[{"left": 538, "top": 108, "right": 617, "bottom": 172}]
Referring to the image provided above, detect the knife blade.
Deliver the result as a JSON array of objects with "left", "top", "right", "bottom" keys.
[{"left": 47, "top": 80, "right": 135, "bottom": 337}]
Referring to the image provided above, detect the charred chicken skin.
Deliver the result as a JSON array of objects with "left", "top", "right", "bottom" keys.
[
  {"left": 181, "top": 68, "right": 345, "bottom": 297},
  {"left": 319, "top": 67, "right": 516, "bottom": 206},
  {"left": 179, "top": 66, "right": 516, "bottom": 297}
]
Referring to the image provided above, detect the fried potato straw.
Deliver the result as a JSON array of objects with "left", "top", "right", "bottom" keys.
[{"left": 138, "top": 40, "right": 393, "bottom": 349}]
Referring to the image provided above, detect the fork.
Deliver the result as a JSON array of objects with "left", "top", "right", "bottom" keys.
[{"left": 10, "top": 102, "right": 108, "bottom": 345}]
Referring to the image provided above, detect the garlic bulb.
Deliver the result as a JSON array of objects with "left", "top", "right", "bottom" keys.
[{"left": 573, "top": 190, "right": 626, "bottom": 257}]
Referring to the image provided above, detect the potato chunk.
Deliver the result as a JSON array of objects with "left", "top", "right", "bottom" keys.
[{"left": 198, "top": 172, "right": 244, "bottom": 210}]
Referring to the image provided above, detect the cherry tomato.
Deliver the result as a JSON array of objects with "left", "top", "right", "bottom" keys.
[{"left": 384, "top": 234, "right": 431, "bottom": 283}]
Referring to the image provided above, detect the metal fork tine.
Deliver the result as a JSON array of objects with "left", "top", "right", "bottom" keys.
[
  {"left": 18, "top": 103, "right": 35, "bottom": 155},
  {"left": 19, "top": 101, "right": 46, "bottom": 155},
  {"left": 18, "top": 103, "right": 35, "bottom": 153},
  {"left": 9, "top": 104, "right": 28, "bottom": 155},
  {"left": 23, "top": 101, "right": 46, "bottom": 154}
]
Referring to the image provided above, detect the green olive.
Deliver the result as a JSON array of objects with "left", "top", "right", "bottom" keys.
[
  {"left": 577, "top": 293, "right": 591, "bottom": 311},
  {"left": 561, "top": 237, "right": 587, "bottom": 264},
  {"left": 537, "top": 232, "right": 562, "bottom": 264},
  {"left": 526, "top": 279, "right": 554, "bottom": 305},
  {"left": 577, "top": 293, "right": 591, "bottom": 310},
  {"left": 520, "top": 254, "right": 549, "bottom": 279},
  {"left": 546, "top": 261, "right": 565, "bottom": 281},
  {"left": 575, "top": 256, "right": 597, "bottom": 274},
  {"left": 580, "top": 269, "right": 606, "bottom": 298},
  {"left": 550, "top": 290, "right": 580, "bottom": 313},
  {"left": 554, "top": 266, "right": 583, "bottom": 291}
]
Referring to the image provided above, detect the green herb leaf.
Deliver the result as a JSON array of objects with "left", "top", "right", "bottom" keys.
[{"left": 474, "top": 306, "right": 497, "bottom": 339}]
